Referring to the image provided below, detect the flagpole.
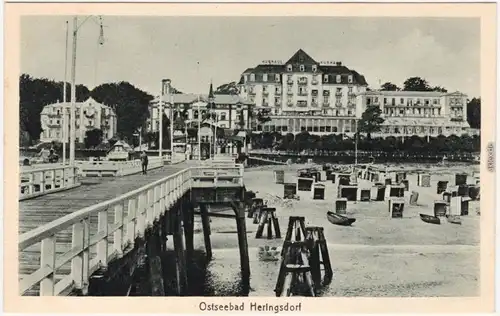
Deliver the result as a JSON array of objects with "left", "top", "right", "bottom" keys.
[
  {"left": 214, "top": 114, "right": 217, "bottom": 157},
  {"left": 159, "top": 83, "right": 163, "bottom": 158},
  {"left": 355, "top": 119, "right": 358, "bottom": 165},
  {"left": 62, "top": 20, "right": 69, "bottom": 165},
  {"left": 198, "top": 95, "right": 201, "bottom": 161},
  {"left": 170, "top": 94, "right": 174, "bottom": 159},
  {"left": 69, "top": 17, "right": 78, "bottom": 166}
]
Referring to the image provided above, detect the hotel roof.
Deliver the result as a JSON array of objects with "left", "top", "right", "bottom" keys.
[{"left": 239, "top": 49, "right": 368, "bottom": 86}]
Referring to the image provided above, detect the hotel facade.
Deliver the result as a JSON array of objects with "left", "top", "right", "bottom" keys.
[
  {"left": 40, "top": 97, "right": 118, "bottom": 143},
  {"left": 240, "top": 49, "right": 474, "bottom": 137},
  {"left": 148, "top": 80, "right": 253, "bottom": 133},
  {"left": 238, "top": 49, "right": 368, "bottom": 135},
  {"left": 355, "top": 90, "right": 473, "bottom": 137}
]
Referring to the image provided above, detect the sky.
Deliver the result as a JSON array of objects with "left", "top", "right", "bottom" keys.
[{"left": 21, "top": 16, "right": 480, "bottom": 98}]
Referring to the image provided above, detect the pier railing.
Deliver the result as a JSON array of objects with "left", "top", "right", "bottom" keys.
[
  {"left": 18, "top": 164, "right": 244, "bottom": 296},
  {"left": 19, "top": 165, "right": 80, "bottom": 201},
  {"left": 76, "top": 157, "right": 165, "bottom": 177}
]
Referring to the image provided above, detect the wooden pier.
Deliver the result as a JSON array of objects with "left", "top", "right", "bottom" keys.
[{"left": 18, "top": 160, "right": 249, "bottom": 296}]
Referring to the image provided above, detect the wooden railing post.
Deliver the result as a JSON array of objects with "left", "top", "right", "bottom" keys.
[
  {"left": 147, "top": 189, "right": 154, "bottom": 227},
  {"left": 126, "top": 198, "right": 137, "bottom": 247},
  {"left": 137, "top": 193, "right": 146, "bottom": 237},
  {"left": 97, "top": 210, "right": 109, "bottom": 267},
  {"left": 82, "top": 219, "right": 90, "bottom": 286},
  {"left": 40, "top": 236, "right": 56, "bottom": 296},
  {"left": 160, "top": 183, "right": 166, "bottom": 215},
  {"left": 114, "top": 203, "right": 124, "bottom": 257},
  {"left": 39, "top": 171, "right": 45, "bottom": 193},
  {"left": 28, "top": 172, "right": 34, "bottom": 195},
  {"left": 71, "top": 221, "right": 85, "bottom": 289}
]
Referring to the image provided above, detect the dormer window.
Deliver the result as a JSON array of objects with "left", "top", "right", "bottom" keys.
[
  {"left": 275, "top": 74, "right": 280, "bottom": 82},
  {"left": 300, "top": 65, "right": 305, "bottom": 72},
  {"left": 250, "top": 74, "right": 255, "bottom": 81},
  {"left": 348, "top": 75, "right": 353, "bottom": 83},
  {"left": 263, "top": 74, "right": 268, "bottom": 82},
  {"left": 336, "top": 75, "right": 341, "bottom": 83},
  {"left": 287, "top": 64, "right": 292, "bottom": 72},
  {"left": 324, "top": 75, "right": 329, "bottom": 83},
  {"left": 244, "top": 74, "right": 248, "bottom": 82},
  {"left": 312, "top": 65, "right": 317, "bottom": 72}
]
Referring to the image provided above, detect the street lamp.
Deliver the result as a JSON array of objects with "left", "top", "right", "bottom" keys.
[
  {"left": 62, "top": 20, "right": 69, "bottom": 165},
  {"left": 69, "top": 15, "right": 104, "bottom": 166}
]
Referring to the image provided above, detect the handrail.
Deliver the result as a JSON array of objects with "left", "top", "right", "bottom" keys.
[
  {"left": 19, "top": 165, "right": 80, "bottom": 200},
  {"left": 18, "top": 164, "right": 244, "bottom": 296}
]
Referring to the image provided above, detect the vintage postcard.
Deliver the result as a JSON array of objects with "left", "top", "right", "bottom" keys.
[{"left": 3, "top": 2, "right": 496, "bottom": 314}]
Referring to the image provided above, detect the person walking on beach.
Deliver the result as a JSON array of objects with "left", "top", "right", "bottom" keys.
[{"left": 140, "top": 151, "right": 148, "bottom": 175}]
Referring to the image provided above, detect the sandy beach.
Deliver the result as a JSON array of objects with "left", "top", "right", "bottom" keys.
[{"left": 190, "top": 163, "right": 480, "bottom": 297}]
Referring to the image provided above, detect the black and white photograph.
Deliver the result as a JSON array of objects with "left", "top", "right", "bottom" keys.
[{"left": 7, "top": 3, "right": 495, "bottom": 312}]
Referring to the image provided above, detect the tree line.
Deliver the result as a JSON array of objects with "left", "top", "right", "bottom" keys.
[
  {"left": 250, "top": 131, "right": 480, "bottom": 154},
  {"left": 19, "top": 74, "right": 183, "bottom": 147}
]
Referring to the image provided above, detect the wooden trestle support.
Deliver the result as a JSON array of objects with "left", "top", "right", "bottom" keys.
[{"left": 274, "top": 217, "right": 333, "bottom": 297}]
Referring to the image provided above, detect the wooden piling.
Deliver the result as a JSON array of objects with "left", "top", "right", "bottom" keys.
[
  {"left": 173, "top": 211, "right": 188, "bottom": 295},
  {"left": 231, "top": 202, "right": 251, "bottom": 291},
  {"left": 274, "top": 241, "right": 315, "bottom": 297},
  {"left": 199, "top": 204, "right": 212, "bottom": 261},
  {"left": 182, "top": 197, "right": 195, "bottom": 263}
]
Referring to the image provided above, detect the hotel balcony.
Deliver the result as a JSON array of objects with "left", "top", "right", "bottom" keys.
[
  {"left": 297, "top": 92, "right": 308, "bottom": 96},
  {"left": 322, "top": 102, "right": 330, "bottom": 107},
  {"left": 335, "top": 102, "right": 343, "bottom": 107},
  {"left": 335, "top": 92, "right": 342, "bottom": 97},
  {"left": 263, "top": 91, "right": 269, "bottom": 96},
  {"left": 275, "top": 90, "right": 282, "bottom": 95},
  {"left": 348, "top": 92, "right": 356, "bottom": 96},
  {"left": 287, "top": 101, "right": 293, "bottom": 107},
  {"left": 298, "top": 78, "right": 308, "bottom": 85},
  {"left": 312, "top": 79, "right": 319, "bottom": 85},
  {"left": 249, "top": 90, "right": 256, "bottom": 95},
  {"left": 287, "top": 90, "right": 294, "bottom": 95},
  {"left": 311, "top": 101, "right": 319, "bottom": 107},
  {"left": 287, "top": 79, "right": 293, "bottom": 84}
]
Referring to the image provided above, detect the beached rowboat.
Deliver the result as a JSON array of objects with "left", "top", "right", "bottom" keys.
[
  {"left": 327, "top": 211, "right": 356, "bottom": 226},
  {"left": 419, "top": 213, "right": 441, "bottom": 225}
]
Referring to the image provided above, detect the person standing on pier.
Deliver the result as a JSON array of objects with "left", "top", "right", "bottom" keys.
[{"left": 140, "top": 151, "right": 148, "bottom": 175}]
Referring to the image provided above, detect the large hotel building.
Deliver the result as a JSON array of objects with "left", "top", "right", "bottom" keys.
[{"left": 238, "top": 49, "right": 473, "bottom": 137}]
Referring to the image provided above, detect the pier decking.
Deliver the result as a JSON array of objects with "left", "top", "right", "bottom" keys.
[{"left": 18, "top": 160, "right": 249, "bottom": 296}]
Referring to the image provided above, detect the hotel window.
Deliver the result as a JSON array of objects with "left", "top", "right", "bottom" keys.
[
  {"left": 244, "top": 75, "right": 248, "bottom": 82},
  {"left": 312, "top": 65, "right": 317, "bottom": 72},
  {"left": 336, "top": 75, "right": 341, "bottom": 83},
  {"left": 324, "top": 75, "right": 329, "bottom": 83},
  {"left": 56, "top": 110, "right": 60, "bottom": 115},
  {"left": 348, "top": 87, "right": 353, "bottom": 93},
  {"left": 384, "top": 98, "right": 388, "bottom": 105},
  {"left": 220, "top": 113, "right": 227, "bottom": 120},
  {"left": 287, "top": 75, "right": 292, "bottom": 83},
  {"left": 263, "top": 74, "right": 268, "bottom": 82},
  {"left": 300, "top": 65, "right": 305, "bottom": 72},
  {"left": 425, "top": 99, "right": 429, "bottom": 105},
  {"left": 263, "top": 85, "right": 268, "bottom": 93},
  {"left": 400, "top": 98, "right": 404, "bottom": 104},
  {"left": 348, "top": 110, "right": 352, "bottom": 116},
  {"left": 367, "top": 98, "right": 371, "bottom": 105},
  {"left": 312, "top": 89, "right": 318, "bottom": 96},
  {"left": 348, "top": 75, "right": 353, "bottom": 83},
  {"left": 250, "top": 74, "right": 255, "bottom": 81},
  {"left": 374, "top": 97, "right": 379, "bottom": 103},
  {"left": 416, "top": 99, "right": 421, "bottom": 104},
  {"left": 287, "top": 64, "right": 292, "bottom": 72},
  {"left": 298, "top": 86, "right": 307, "bottom": 95},
  {"left": 433, "top": 99, "right": 438, "bottom": 105},
  {"left": 275, "top": 97, "right": 281, "bottom": 104},
  {"left": 275, "top": 86, "right": 281, "bottom": 94},
  {"left": 56, "top": 120, "right": 60, "bottom": 124},
  {"left": 391, "top": 98, "right": 396, "bottom": 105},
  {"left": 323, "top": 96, "right": 329, "bottom": 104},
  {"left": 275, "top": 74, "right": 280, "bottom": 82},
  {"left": 312, "top": 97, "right": 318, "bottom": 105}
]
